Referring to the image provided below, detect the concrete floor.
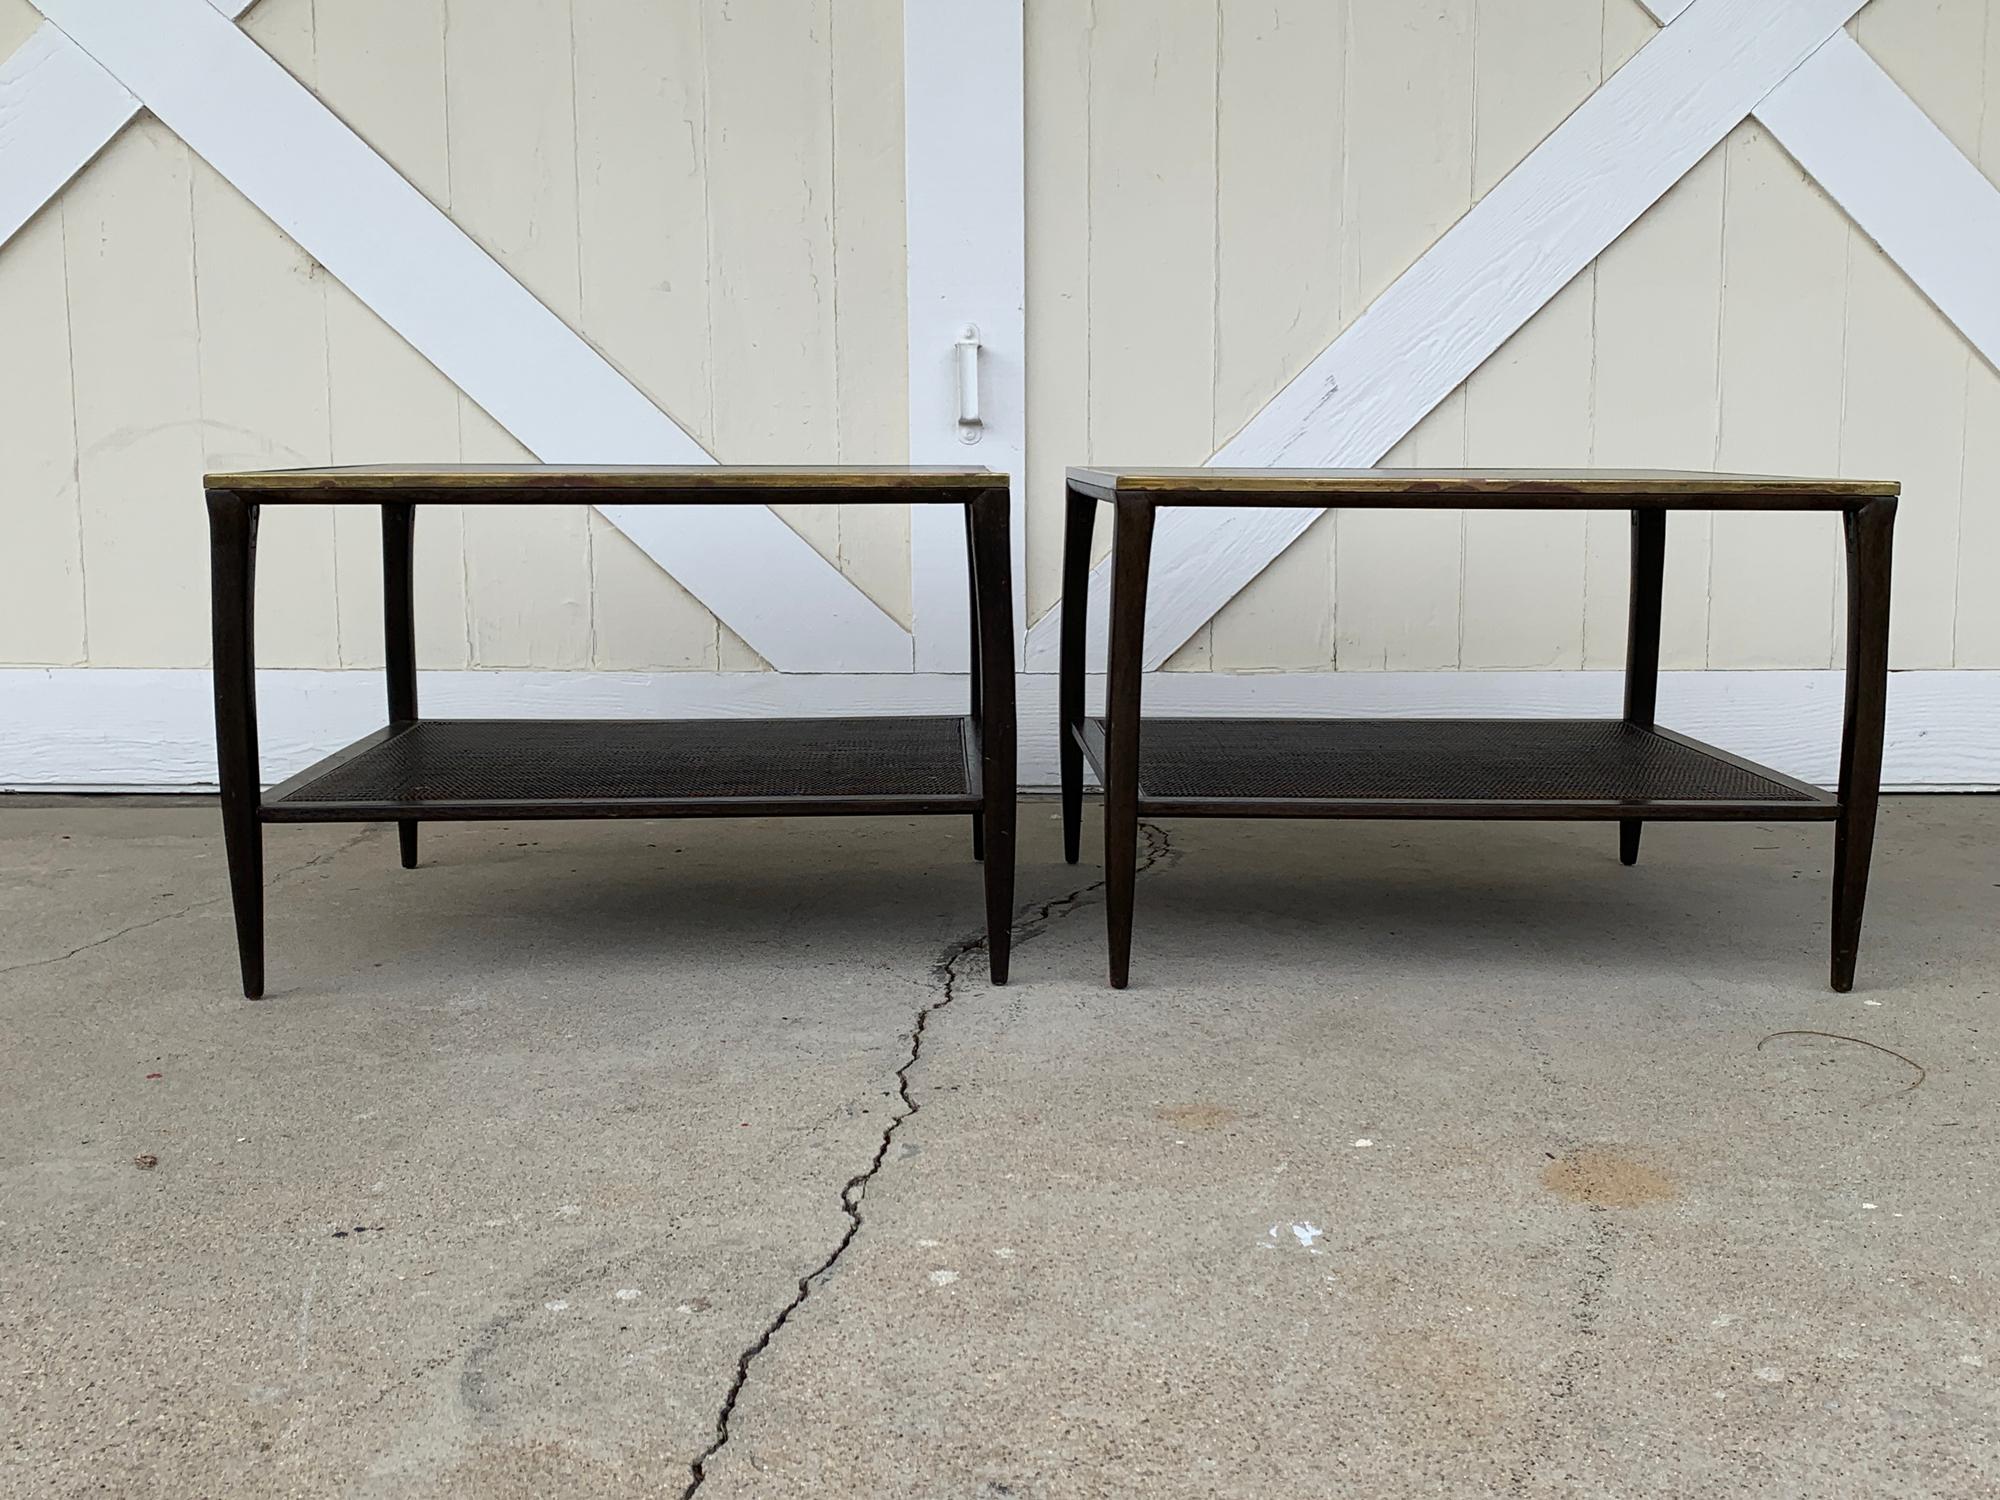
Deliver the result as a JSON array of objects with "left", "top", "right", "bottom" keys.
[{"left": 1, "top": 796, "right": 1996, "bottom": 1498}]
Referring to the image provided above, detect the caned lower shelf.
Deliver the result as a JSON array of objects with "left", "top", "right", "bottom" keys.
[
  {"left": 262, "top": 717, "right": 982, "bottom": 821},
  {"left": 1074, "top": 718, "right": 1837, "bottom": 820}
]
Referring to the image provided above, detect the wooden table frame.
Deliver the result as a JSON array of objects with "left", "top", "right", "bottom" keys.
[
  {"left": 1058, "top": 468, "right": 1898, "bottom": 993},
  {"left": 205, "top": 465, "right": 1017, "bottom": 998}
]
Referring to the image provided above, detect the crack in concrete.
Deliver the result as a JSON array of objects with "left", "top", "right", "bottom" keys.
[
  {"left": 680, "top": 823, "right": 1175, "bottom": 1498},
  {"left": 0, "top": 826, "right": 376, "bottom": 978}
]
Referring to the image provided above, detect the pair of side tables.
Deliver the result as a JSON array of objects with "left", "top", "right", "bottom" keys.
[{"left": 205, "top": 464, "right": 1895, "bottom": 999}]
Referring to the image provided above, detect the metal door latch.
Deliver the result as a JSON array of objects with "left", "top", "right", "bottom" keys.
[{"left": 955, "top": 324, "right": 982, "bottom": 444}]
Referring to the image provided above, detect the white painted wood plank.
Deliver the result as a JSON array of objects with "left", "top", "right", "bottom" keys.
[
  {"left": 1022, "top": 0, "right": 1093, "bottom": 630},
  {"left": 313, "top": 0, "right": 468, "bottom": 671},
  {"left": 1756, "top": 30, "right": 2000, "bottom": 374},
  {"left": 64, "top": 120, "right": 209, "bottom": 668},
  {"left": 1838, "top": 235, "right": 1971, "bottom": 671},
  {"left": 1026, "top": 0, "right": 1869, "bottom": 672},
  {"left": 1085, "top": 0, "right": 1220, "bottom": 672},
  {"left": 7, "top": 667, "right": 1997, "bottom": 795},
  {"left": 1709, "top": 122, "right": 1848, "bottom": 669},
  {"left": 570, "top": 0, "right": 722, "bottom": 671},
  {"left": 31, "top": 0, "right": 911, "bottom": 673},
  {"left": 444, "top": 0, "right": 591, "bottom": 671},
  {"left": 190, "top": 0, "right": 339, "bottom": 672},
  {"left": 0, "top": 204, "right": 84, "bottom": 664},
  {"left": 0, "top": 0, "right": 43, "bottom": 57},
  {"left": 831, "top": 0, "right": 912, "bottom": 630},
  {"left": 1339, "top": 399, "right": 1469, "bottom": 670},
  {"left": 1953, "top": 3, "right": 2000, "bottom": 667},
  {"left": 1583, "top": 77, "right": 1724, "bottom": 675},
  {"left": 1208, "top": 0, "right": 1344, "bottom": 672},
  {"left": 906, "top": 0, "right": 1024, "bottom": 670},
  {"left": 0, "top": 3, "right": 253, "bottom": 250},
  {"left": 703, "top": 0, "right": 842, "bottom": 571},
  {"left": 1957, "top": 359, "right": 2000, "bottom": 666},
  {"left": 1329, "top": 0, "right": 1473, "bottom": 673},
  {"left": 1459, "top": 0, "right": 1601, "bottom": 671}
]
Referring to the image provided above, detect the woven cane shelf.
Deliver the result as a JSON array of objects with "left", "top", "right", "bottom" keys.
[
  {"left": 1073, "top": 718, "right": 1836, "bottom": 820},
  {"left": 263, "top": 716, "right": 983, "bottom": 821}
]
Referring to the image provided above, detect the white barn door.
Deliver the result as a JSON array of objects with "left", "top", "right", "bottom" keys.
[{"left": 5, "top": 0, "right": 1026, "bottom": 681}]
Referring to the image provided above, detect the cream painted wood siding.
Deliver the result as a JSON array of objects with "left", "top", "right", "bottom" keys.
[
  {"left": 2, "top": 0, "right": 1997, "bottom": 677},
  {"left": 0, "top": 0, "right": 907, "bottom": 672},
  {"left": 1024, "top": 0, "right": 2000, "bottom": 673}
]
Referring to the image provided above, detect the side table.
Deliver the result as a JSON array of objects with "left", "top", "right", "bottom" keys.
[
  {"left": 1059, "top": 467, "right": 1896, "bottom": 992},
  {"left": 206, "top": 465, "right": 1016, "bottom": 996}
]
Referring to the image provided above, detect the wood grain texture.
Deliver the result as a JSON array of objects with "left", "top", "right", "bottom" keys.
[
  {"left": 0, "top": 203, "right": 84, "bottom": 664},
  {"left": 314, "top": 0, "right": 468, "bottom": 671},
  {"left": 208, "top": 465, "right": 998, "bottom": 494},
  {"left": 570, "top": 0, "right": 724, "bottom": 670},
  {"left": 1022, "top": 0, "right": 1092, "bottom": 625},
  {"left": 0, "top": 14, "right": 175, "bottom": 247},
  {"left": 1460, "top": 0, "right": 1602, "bottom": 671},
  {"left": 1086, "top": 0, "right": 1219, "bottom": 672},
  {"left": 1029, "top": 0, "right": 1873, "bottom": 673},
  {"left": 443, "top": 0, "right": 590, "bottom": 671},
  {"left": 65, "top": 120, "right": 208, "bottom": 667},
  {"left": 1328, "top": 0, "right": 1472, "bottom": 673},
  {"left": 1585, "top": 1, "right": 1725, "bottom": 673},
  {"left": 1950, "top": 0, "right": 2000, "bottom": 667},
  {"left": 190, "top": 0, "right": 338, "bottom": 670},
  {"left": 29, "top": 0, "right": 909, "bottom": 673},
  {"left": 832, "top": 0, "right": 912, "bottom": 629},
  {"left": 1709, "top": 123, "right": 1849, "bottom": 669},
  {"left": 1068, "top": 468, "right": 1892, "bottom": 501},
  {"left": 1207, "top": 0, "right": 1344, "bottom": 672}
]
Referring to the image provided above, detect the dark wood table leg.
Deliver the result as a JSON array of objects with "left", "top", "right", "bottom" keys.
[
  {"left": 1621, "top": 507, "right": 1666, "bottom": 866},
  {"left": 207, "top": 490, "right": 264, "bottom": 999},
  {"left": 1832, "top": 496, "right": 1895, "bottom": 992},
  {"left": 1104, "top": 498, "right": 1155, "bottom": 989},
  {"left": 963, "top": 502, "right": 985, "bottom": 862},
  {"left": 383, "top": 501, "right": 420, "bottom": 869},
  {"left": 1059, "top": 482, "right": 1097, "bottom": 865},
  {"left": 969, "top": 487, "right": 1016, "bottom": 983}
]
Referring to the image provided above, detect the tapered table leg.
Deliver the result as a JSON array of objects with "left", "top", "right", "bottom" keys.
[
  {"left": 1621, "top": 507, "right": 1666, "bottom": 866},
  {"left": 1103, "top": 499, "right": 1155, "bottom": 989},
  {"left": 1832, "top": 497, "right": 1895, "bottom": 992},
  {"left": 208, "top": 490, "right": 264, "bottom": 999},
  {"left": 383, "top": 502, "right": 420, "bottom": 869},
  {"left": 1059, "top": 483, "right": 1097, "bottom": 865},
  {"left": 963, "top": 503, "right": 985, "bottom": 862},
  {"left": 969, "top": 488, "right": 1016, "bottom": 983}
]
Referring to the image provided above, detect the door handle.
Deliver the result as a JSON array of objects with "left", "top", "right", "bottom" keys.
[{"left": 955, "top": 324, "right": 982, "bottom": 443}]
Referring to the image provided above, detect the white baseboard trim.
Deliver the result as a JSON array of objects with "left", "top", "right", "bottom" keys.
[{"left": 2, "top": 667, "right": 1996, "bottom": 793}]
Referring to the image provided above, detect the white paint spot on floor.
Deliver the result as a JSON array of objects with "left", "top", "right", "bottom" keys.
[
  {"left": 1863, "top": 999, "right": 1882, "bottom": 1006},
  {"left": 1863, "top": 1203, "right": 1878, "bottom": 1210},
  {"left": 555, "top": 1205, "right": 581, "bottom": 1218},
  {"left": 544, "top": 1300, "right": 569, "bottom": 1312},
  {"left": 1961, "top": 1353, "right": 1985, "bottom": 1367},
  {"left": 615, "top": 1288, "right": 642, "bottom": 1302},
  {"left": 1352, "top": 1139, "right": 1373, "bottom": 1148},
  {"left": 992, "top": 1248, "right": 1015, "bottom": 1259},
  {"left": 917, "top": 1238, "right": 941, "bottom": 1248},
  {"left": 928, "top": 1270, "right": 959, "bottom": 1287},
  {"left": 1755, "top": 1366, "right": 1784, "bottom": 1383},
  {"left": 1291, "top": 1223, "right": 1325, "bottom": 1249}
]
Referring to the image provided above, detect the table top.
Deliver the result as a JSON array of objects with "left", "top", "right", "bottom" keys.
[
  {"left": 1067, "top": 467, "right": 1898, "bottom": 509},
  {"left": 205, "top": 464, "right": 1003, "bottom": 502}
]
